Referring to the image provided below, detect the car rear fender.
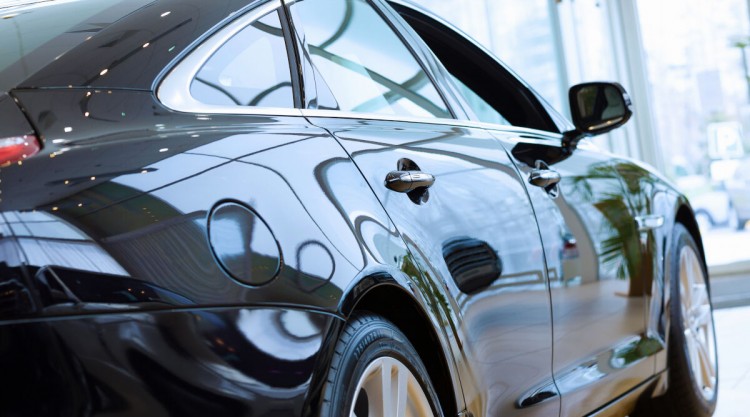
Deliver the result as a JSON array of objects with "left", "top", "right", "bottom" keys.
[{"left": 329, "top": 269, "right": 463, "bottom": 417}]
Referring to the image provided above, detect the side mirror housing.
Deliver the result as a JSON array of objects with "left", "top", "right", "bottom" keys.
[{"left": 563, "top": 82, "right": 633, "bottom": 152}]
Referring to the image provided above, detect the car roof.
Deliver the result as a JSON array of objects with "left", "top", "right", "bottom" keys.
[{"left": 1, "top": 0, "right": 255, "bottom": 91}]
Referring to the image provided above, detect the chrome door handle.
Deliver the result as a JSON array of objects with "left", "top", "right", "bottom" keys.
[
  {"left": 384, "top": 170, "right": 435, "bottom": 193},
  {"left": 529, "top": 169, "right": 561, "bottom": 188}
]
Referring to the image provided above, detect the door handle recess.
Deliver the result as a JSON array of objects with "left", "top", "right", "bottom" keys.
[
  {"left": 384, "top": 170, "right": 435, "bottom": 193},
  {"left": 529, "top": 169, "right": 561, "bottom": 189}
]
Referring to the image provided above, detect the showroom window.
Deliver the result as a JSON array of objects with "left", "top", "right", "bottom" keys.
[
  {"left": 289, "top": 0, "right": 451, "bottom": 118},
  {"left": 638, "top": 0, "right": 750, "bottom": 268}
]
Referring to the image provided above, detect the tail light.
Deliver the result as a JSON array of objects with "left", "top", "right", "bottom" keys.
[
  {"left": 0, "top": 135, "right": 40, "bottom": 166},
  {"left": 0, "top": 93, "right": 40, "bottom": 166}
]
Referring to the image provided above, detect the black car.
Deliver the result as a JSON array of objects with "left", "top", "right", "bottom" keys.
[{"left": 0, "top": 0, "right": 718, "bottom": 416}]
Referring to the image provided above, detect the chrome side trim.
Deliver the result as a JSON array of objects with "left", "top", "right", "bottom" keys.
[
  {"left": 300, "top": 108, "right": 563, "bottom": 138},
  {"left": 300, "top": 108, "right": 461, "bottom": 126},
  {"left": 157, "top": 0, "right": 303, "bottom": 117}
]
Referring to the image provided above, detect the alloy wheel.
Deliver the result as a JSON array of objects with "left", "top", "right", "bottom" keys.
[
  {"left": 350, "top": 356, "right": 434, "bottom": 417},
  {"left": 678, "top": 245, "right": 718, "bottom": 401}
]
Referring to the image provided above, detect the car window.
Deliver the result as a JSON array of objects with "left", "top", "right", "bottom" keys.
[
  {"left": 190, "top": 10, "right": 294, "bottom": 108},
  {"left": 392, "top": 4, "right": 560, "bottom": 132},
  {"left": 449, "top": 74, "right": 510, "bottom": 126},
  {"left": 289, "top": 0, "right": 451, "bottom": 119}
]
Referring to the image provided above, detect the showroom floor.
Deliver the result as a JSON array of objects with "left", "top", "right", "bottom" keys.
[{"left": 712, "top": 305, "right": 750, "bottom": 417}]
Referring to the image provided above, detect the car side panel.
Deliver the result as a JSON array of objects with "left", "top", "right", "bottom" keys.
[
  {"left": 493, "top": 132, "right": 659, "bottom": 416},
  {"left": 4, "top": 90, "right": 373, "bottom": 313},
  {"left": 0, "top": 90, "right": 411, "bottom": 416},
  {"left": 0, "top": 307, "right": 339, "bottom": 417},
  {"left": 309, "top": 116, "right": 560, "bottom": 417},
  {"left": 611, "top": 158, "right": 681, "bottom": 375}
]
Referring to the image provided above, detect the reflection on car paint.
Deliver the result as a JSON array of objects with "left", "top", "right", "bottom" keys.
[
  {"left": 311, "top": 115, "right": 559, "bottom": 417},
  {"left": 0, "top": 91, "right": 423, "bottom": 319},
  {"left": 0, "top": 0, "right": 711, "bottom": 415},
  {"left": 0, "top": 306, "right": 335, "bottom": 415},
  {"left": 499, "top": 135, "right": 669, "bottom": 415},
  {"left": 0, "top": 86, "right": 419, "bottom": 414}
]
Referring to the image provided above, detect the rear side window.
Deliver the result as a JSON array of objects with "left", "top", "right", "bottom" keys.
[
  {"left": 289, "top": 0, "right": 451, "bottom": 119},
  {"left": 190, "top": 10, "right": 294, "bottom": 108}
]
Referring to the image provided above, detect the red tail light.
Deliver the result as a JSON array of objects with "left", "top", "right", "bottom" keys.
[{"left": 0, "top": 135, "right": 40, "bottom": 166}]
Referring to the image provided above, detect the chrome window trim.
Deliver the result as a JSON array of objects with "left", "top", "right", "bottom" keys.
[
  {"left": 155, "top": 0, "right": 562, "bottom": 142},
  {"left": 385, "top": 0, "right": 569, "bottom": 134},
  {"left": 157, "top": 0, "right": 303, "bottom": 117},
  {"left": 300, "top": 108, "right": 562, "bottom": 140}
]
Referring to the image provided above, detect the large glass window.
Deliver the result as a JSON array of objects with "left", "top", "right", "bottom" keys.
[
  {"left": 638, "top": 0, "right": 750, "bottom": 268},
  {"left": 190, "top": 11, "right": 294, "bottom": 108},
  {"left": 289, "top": 0, "right": 451, "bottom": 118},
  {"left": 450, "top": 75, "right": 510, "bottom": 126}
]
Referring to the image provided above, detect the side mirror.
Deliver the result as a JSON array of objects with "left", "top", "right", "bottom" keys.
[{"left": 563, "top": 82, "right": 633, "bottom": 152}]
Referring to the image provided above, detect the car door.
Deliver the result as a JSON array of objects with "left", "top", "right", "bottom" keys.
[
  {"left": 286, "top": 1, "right": 560, "bottom": 416},
  {"left": 389, "top": 7, "right": 659, "bottom": 415},
  {"left": 497, "top": 134, "right": 658, "bottom": 416}
]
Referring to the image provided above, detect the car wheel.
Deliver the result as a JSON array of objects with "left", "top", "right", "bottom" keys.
[
  {"left": 320, "top": 312, "right": 443, "bottom": 417},
  {"left": 638, "top": 223, "right": 718, "bottom": 417}
]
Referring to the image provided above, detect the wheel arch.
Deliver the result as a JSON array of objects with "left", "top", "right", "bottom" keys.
[
  {"left": 675, "top": 201, "right": 707, "bottom": 267},
  {"left": 339, "top": 274, "right": 461, "bottom": 417}
]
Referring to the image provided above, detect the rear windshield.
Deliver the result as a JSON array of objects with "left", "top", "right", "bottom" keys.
[{"left": 0, "top": 0, "right": 152, "bottom": 91}]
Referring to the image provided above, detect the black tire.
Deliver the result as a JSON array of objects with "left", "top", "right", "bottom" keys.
[
  {"left": 319, "top": 312, "right": 445, "bottom": 417},
  {"left": 637, "top": 224, "right": 718, "bottom": 417}
]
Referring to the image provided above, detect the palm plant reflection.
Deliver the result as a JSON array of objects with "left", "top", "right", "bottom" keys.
[{"left": 568, "top": 161, "right": 653, "bottom": 297}]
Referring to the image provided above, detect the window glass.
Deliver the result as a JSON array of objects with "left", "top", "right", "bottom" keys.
[
  {"left": 289, "top": 0, "right": 451, "bottom": 118},
  {"left": 190, "top": 11, "right": 293, "bottom": 108},
  {"left": 391, "top": 5, "right": 559, "bottom": 131},
  {"left": 414, "top": 0, "right": 564, "bottom": 112},
  {"left": 449, "top": 74, "right": 510, "bottom": 126}
]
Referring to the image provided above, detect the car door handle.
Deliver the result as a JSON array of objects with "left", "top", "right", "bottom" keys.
[
  {"left": 529, "top": 169, "right": 561, "bottom": 188},
  {"left": 384, "top": 170, "right": 435, "bottom": 193}
]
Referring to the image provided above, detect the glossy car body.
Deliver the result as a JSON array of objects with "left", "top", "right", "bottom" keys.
[{"left": 0, "top": 0, "right": 712, "bottom": 416}]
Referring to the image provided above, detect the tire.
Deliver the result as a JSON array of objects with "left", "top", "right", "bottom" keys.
[
  {"left": 319, "top": 312, "right": 444, "bottom": 417},
  {"left": 637, "top": 223, "right": 718, "bottom": 417}
]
